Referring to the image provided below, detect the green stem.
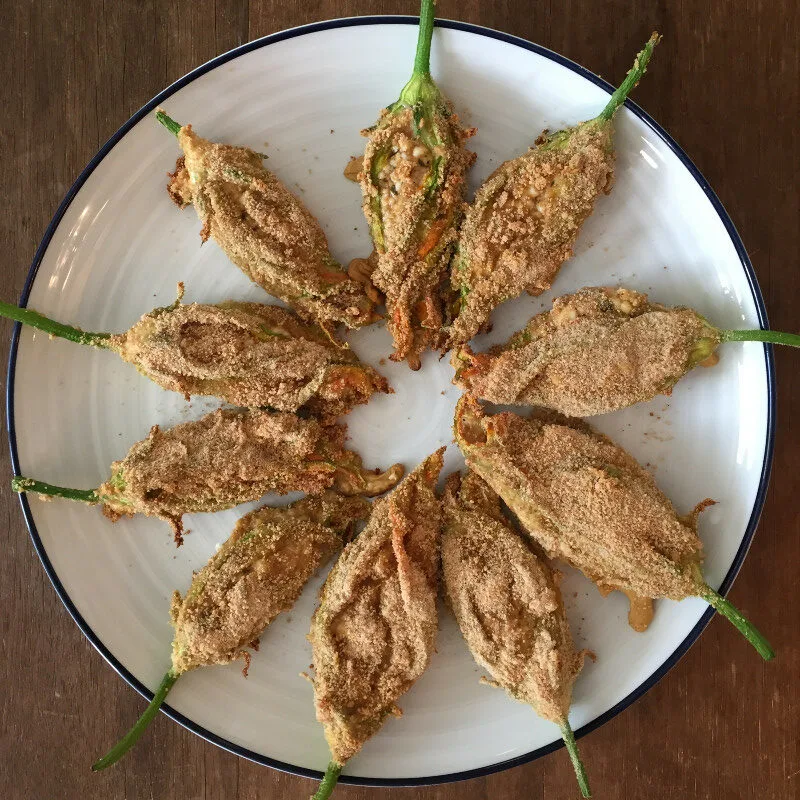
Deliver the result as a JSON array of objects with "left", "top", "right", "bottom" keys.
[
  {"left": 155, "top": 109, "right": 182, "bottom": 137},
  {"left": 311, "top": 761, "right": 343, "bottom": 800},
  {"left": 0, "top": 301, "right": 111, "bottom": 347},
  {"left": 92, "top": 669, "right": 180, "bottom": 771},
  {"left": 12, "top": 477, "right": 99, "bottom": 504},
  {"left": 413, "top": 0, "right": 436, "bottom": 76},
  {"left": 395, "top": 0, "right": 440, "bottom": 112},
  {"left": 560, "top": 719, "right": 592, "bottom": 798},
  {"left": 598, "top": 32, "right": 660, "bottom": 121},
  {"left": 721, "top": 328, "right": 800, "bottom": 348},
  {"left": 702, "top": 587, "right": 775, "bottom": 661}
]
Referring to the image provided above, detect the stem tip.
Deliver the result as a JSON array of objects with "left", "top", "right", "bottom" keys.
[
  {"left": 92, "top": 670, "right": 179, "bottom": 771},
  {"left": 310, "top": 761, "right": 343, "bottom": 800},
  {"left": 12, "top": 477, "right": 99, "bottom": 504},
  {"left": 598, "top": 31, "right": 661, "bottom": 121},
  {"left": 413, "top": 0, "right": 437, "bottom": 76},
  {"left": 155, "top": 109, "right": 183, "bottom": 137},
  {"left": 721, "top": 328, "right": 800, "bottom": 348},
  {"left": 703, "top": 587, "right": 775, "bottom": 661},
  {"left": 560, "top": 719, "right": 592, "bottom": 798}
]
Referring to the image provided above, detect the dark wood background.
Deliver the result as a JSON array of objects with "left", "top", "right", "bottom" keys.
[{"left": 1, "top": 1, "right": 797, "bottom": 798}]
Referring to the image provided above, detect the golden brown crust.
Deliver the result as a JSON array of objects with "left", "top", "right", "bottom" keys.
[
  {"left": 361, "top": 106, "right": 475, "bottom": 367},
  {"left": 455, "top": 397, "right": 707, "bottom": 606},
  {"left": 453, "top": 287, "right": 721, "bottom": 416},
  {"left": 448, "top": 122, "right": 614, "bottom": 348},
  {"left": 308, "top": 449, "right": 444, "bottom": 765},
  {"left": 442, "top": 471, "right": 583, "bottom": 723},
  {"left": 96, "top": 408, "right": 402, "bottom": 542},
  {"left": 110, "top": 300, "right": 389, "bottom": 421},
  {"left": 171, "top": 492, "right": 370, "bottom": 674},
  {"left": 167, "top": 156, "right": 192, "bottom": 207},
  {"left": 174, "top": 125, "right": 375, "bottom": 328}
]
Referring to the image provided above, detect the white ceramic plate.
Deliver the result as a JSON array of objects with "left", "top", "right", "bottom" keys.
[{"left": 8, "top": 17, "right": 774, "bottom": 785}]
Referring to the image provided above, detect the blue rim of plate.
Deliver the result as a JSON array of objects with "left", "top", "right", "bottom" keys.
[{"left": 6, "top": 15, "right": 776, "bottom": 789}]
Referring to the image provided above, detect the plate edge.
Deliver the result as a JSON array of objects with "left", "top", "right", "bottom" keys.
[{"left": 5, "top": 14, "right": 776, "bottom": 788}]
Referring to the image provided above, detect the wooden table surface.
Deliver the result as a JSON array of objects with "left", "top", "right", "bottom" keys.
[{"left": 2, "top": 1, "right": 797, "bottom": 798}]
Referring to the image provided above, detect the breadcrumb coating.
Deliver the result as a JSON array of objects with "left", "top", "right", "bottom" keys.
[
  {"left": 448, "top": 122, "right": 614, "bottom": 347},
  {"left": 442, "top": 471, "right": 583, "bottom": 724},
  {"left": 453, "top": 286, "right": 721, "bottom": 416},
  {"left": 168, "top": 125, "right": 375, "bottom": 329},
  {"left": 97, "top": 408, "right": 403, "bottom": 544},
  {"left": 170, "top": 492, "right": 370, "bottom": 674},
  {"left": 362, "top": 104, "right": 475, "bottom": 368},
  {"left": 309, "top": 449, "right": 444, "bottom": 765},
  {"left": 111, "top": 295, "right": 389, "bottom": 421},
  {"left": 455, "top": 397, "right": 712, "bottom": 630}
]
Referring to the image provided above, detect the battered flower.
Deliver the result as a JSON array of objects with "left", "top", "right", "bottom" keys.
[
  {"left": 454, "top": 397, "right": 774, "bottom": 660},
  {"left": 110, "top": 288, "right": 389, "bottom": 419},
  {"left": 308, "top": 449, "right": 445, "bottom": 799},
  {"left": 453, "top": 285, "right": 800, "bottom": 415},
  {"left": 447, "top": 35, "right": 660, "bottom": 348},
  {"left": 0, "top": 286, "right": 388, "bottom": 419},
  {"left": 453, "top": 286, "right": 718, "bottom": 415},
  {"left": 156, "top": 111, "right": 376, "bottom": 329},
  {"left": 360, "top": 0, "right": 475, "bottom": 368},
  {"left": 92, "top": 492, "right": 371, "bottom": 771},
  {"left": 442, "top": 471, "right": 590, "bottom": 797},
  {"left": 12, "top": 408, "right": 403, "bottom": 544}
]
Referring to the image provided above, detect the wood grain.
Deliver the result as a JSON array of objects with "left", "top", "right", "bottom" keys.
[{"left": 0, "top": 1, "right": 797, "bottom": 798}]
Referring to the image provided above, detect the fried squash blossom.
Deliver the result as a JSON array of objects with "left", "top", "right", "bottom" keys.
[
  {"left": 13, "top": 408, "right": 403, "bottom": 543},
  {"left": 307, "top": 448, "right": 445, "bottom": 798},
  {"left": 157, "top": 112, "right": 376, "bottom": 329},
  {"left": 442, "top": 470, "right": 591, "bottom": 797},
  {"left": 360, "top": 0, "right": 475, "bottom": 368},
  {"left": 92, "top": 492, "right": 371, "bottom": 772},
  {"left": 454, "top": 397, "right": 774, "bottom": 660}
]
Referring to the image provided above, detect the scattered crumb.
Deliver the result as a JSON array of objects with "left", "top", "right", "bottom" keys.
[{"left": 343, "top": 156, "right": 362, "bottom": 183}]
